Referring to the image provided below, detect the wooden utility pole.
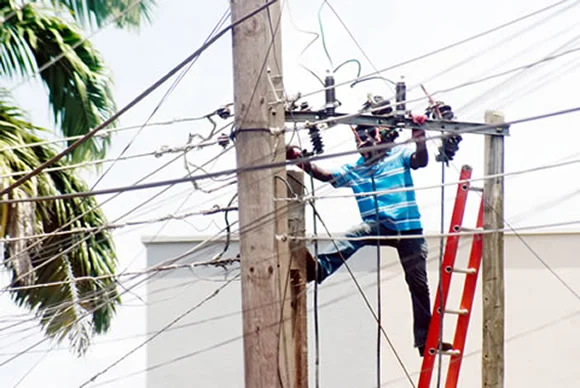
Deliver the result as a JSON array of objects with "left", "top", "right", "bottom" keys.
[
  {"left": 287, "top": 170, "right": 308, "bottom": 387},
  {"left": 482, "top": 110, "right": 506, "bottom": 388},
  {"left": 231, "top": 1, "right": 292, "bottom": 387}
]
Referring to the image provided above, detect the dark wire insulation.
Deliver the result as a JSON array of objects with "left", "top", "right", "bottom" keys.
[
  {"left": 436, "top": 155, "right": 445, "bottom": 388},
  {"left": 310, "top": 175, "right": 321, "bottom": 388},
  {"left": 6, "top": 102, "right": 580, "bottom": 206},
  {"left": 372, "top": 176, "right": 382, "bottom": 388},
  {"left": 299, "top": 0, "right": 575, "bottom": 100},
  {"left": 305, "top": 198, "right": 416, "bottom": 387},
  {"left": 0, "top": 0, "right": 280, "bottom": 198},
  {"left": 89, "top": 7, "right": 232, "bottom": 193}
]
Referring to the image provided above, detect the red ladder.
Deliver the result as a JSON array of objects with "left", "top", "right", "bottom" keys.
[{"left": 418, "top": 165, "right": 485, "bottom": 388}]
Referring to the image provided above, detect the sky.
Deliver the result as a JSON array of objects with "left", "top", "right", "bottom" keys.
[{"left": 2, "top": 0, "right": 580, "bottom": 386}]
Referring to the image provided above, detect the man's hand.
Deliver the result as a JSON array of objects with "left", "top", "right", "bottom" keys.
[
  {"left": 286, "top": 145, "right": 308, "bottom": 169},
  {"left": 285, "top": 144, "right": 334, "bottom": 182},
  {"left": 409, "top": 114, "right": 429, "bottom": 170},
  {"left": 411, "top": 114, "right": 427, "bottom": 125},
  {"left": 285, "top": 145, "right": 302, "bottom": 160}
]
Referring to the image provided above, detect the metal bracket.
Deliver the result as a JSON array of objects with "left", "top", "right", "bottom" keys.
[{"left": 284, "top": 110, "right": 510, "bottom": 136}]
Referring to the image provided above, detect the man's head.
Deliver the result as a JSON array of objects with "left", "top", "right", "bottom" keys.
[{"left": 354, "top": 125, "right": 398, "bottom": 161}]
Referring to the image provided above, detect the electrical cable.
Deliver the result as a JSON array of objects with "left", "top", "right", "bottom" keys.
[
  {"left": 297, "top": 0, "right": 576, "bottom": 100},
  {"left": 1, "top": 148, "right": 195, "bottom": 283},
  {"left": 12, "top": 101, "right": 580, "bottom": 207},
  {"left": 8, "top": 0, "right": 146, "bottom": 92},
  {"left": 324, "top": 0, "right": 395, "bottom": 93},
  {"left": 371, "top": 176, "right": 382, "bottom": 388},
  {"left": 0, "top": 146, "right": 236, "bottom": 341},
  {"left": 0, "top": 115, "right": 225, "bottom": 154},
  {"left": 0, "top": 0, "right": 280, "bottom": 198},
  {"left": 4, "top": 4, "right": 580, "bottom": 370},
  {"left": 317, "top": 1, "right": 334, "bottom": 70},
  {"left": 459, "top": 33, "right": 580, "bottom": 114},
  {"left": 90, "top": 7, "right": 232, "bottom": 195},
  {"left": 0, "top": 219, "right": 240, "bottom": 367},
  {"left": 418, "top": 0, "right": 580, "bottom": 95},
  {"left": 0, "top": 141, "right": 209, "bottom": 179},
  {"left": 310, "top": 175, "right": 321, "bottom": 388},
  {"left": 3, "top": 0, "right": 285, "bottom": 348},
  {"left": 285, "top": 0, "right": 325, "bottom": 86},
  {"left": 78, "top": 273, "right": 240, "bottom": 387},
  {"left": 0, "top": 206, "right": 235, "bottom": 246},
  {"left": 436, "top": 139, "right": 446, "bottom": 388},
  {"left": 285, "top": 172, "right": 417, "bottom": 387},
  {"left": 2, "top": 119, "right": 234, "bottom": 291}
]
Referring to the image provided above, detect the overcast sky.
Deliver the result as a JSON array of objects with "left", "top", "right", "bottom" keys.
[{"left": 2, "top": 0, "right": 580, "bottom": 386}]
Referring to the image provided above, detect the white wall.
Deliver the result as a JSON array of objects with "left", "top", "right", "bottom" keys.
[{"left": 144, "top": 232, "right": 580, "bottom": 388}]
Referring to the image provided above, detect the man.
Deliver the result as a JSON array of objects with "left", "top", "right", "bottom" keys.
[{"left": 286, "top": 113, "right": 452, "bottom": 356}]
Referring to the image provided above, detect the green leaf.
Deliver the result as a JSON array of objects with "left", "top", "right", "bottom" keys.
[{"left": 0, "top": 90, "right": 120, "bottom": 356}]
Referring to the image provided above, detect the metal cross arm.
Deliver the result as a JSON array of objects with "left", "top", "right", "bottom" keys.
[{"left": 284, "top": 110, "right": 510, "bottom": 136}]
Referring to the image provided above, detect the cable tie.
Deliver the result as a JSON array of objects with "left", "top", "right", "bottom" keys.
[
  {"left": 276, "top": 234, "right": 288, "bottom": 242},
  {"left": 154, "top": 145, "right": 170, "bottom": 158},
  {"left": 270, "top": 127, "right": 285, "bottom": 136}
]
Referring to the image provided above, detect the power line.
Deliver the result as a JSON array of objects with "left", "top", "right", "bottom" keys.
[
  {"left": 418, "top": 0, "right": 580, "bottom": 93},
  {"left": 0, "top": 206, "right": 237, "bottom": 245},
  {"left": 0, "top": 116, "right": 220, "bottom": 154},
  {"left": 0, "top": 140, "right": 222, "bottom": 179},
  {"left": 5, "top": 104, "right": 580, "bottom": 205},
  {"left": 0, "top": 0, "right": 280, "bottom": 198},
  {"left": 298, "top": 0, "right": 576, "bottom": 100},
  {"left": 293, "top": 45, "right": 580, "bottom": 131},
  {"left": 79, "top": 273, "right": 239, "bottom": 387},
  {"left": 281, "top": 152, "right": 580, "bottom": 202},
  {"left": 89, "top": 7, "right": 233, "bottom": 192},
  {"left": 85, "top": 236, "right": 484, "bottom": 388},
  {"left": 8, "top": 0, "right": 147, "bottom": 91},
  {"left": 3, "top": 145, "right": 233, "bottom": 290},
  {"left": 281, "top": 219, "right": 580, "bottom": 242}
]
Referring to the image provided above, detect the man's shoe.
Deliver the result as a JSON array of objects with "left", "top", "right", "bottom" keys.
[{"left": 418, "top": 342, "right": 454, "bottom": 357}]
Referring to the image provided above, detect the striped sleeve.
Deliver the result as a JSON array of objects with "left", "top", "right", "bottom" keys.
[{"left": 330, "top": 164, "right": 352, "bottom": 188}]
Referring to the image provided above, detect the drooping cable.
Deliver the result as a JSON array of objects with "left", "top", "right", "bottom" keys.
[
  {"left": 79, "top": 274, "right": 240, "bottom": 387},
  {"left": 371, "top": 176, "right": 382, "bottom": 388},
  {"left": 309, "top": 175, "right": 322, "bottom": 388},
  {"left": 298, "top": 0, "right": 576, "bottom": 101},
  {"left": 0, "top": 0, "right": 280, "bottom": 198},
  {"left": 317, "top": 1, "right": 334, "bottom": 70},
  {"left": 90, "top": 7, "right": 232, "bottom": 191},
  {"left": 306, "top": 197, "right": 417, "bottom": 387},
  {"left": 435, "top": 150, "right": 445, "bottom": 388}
]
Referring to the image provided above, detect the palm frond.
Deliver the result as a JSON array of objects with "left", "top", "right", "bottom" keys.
[
  {"left": 34, "top": 0, "right": 157, "bottom": 30},
  {"left": 0, "top": 90, "right": 119, "bottom": 355},
  {"left": 1, "top": 2, "right": 116, "bottom": 163}
]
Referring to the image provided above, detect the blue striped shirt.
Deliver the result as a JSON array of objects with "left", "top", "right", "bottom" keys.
[{"left": 330, "top": 145, "right": 422, "bottom": 231}]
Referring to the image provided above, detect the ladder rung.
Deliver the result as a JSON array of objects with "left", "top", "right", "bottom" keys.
[
  {"left": 460, "top": 226, "right": 483, "bottom": 232},
  {"left": 428, "top": 347, "right": 461, "bottom": 356},
  {"left": 436, "top": 349, "right": 461, "bottom": 356},
  {"left": 469, "top": 186, "right": 483, "bottom": 192},
  {"left": 452, "top": 267, "right": 477, "bottom": 274},
  {"left": 444, "top": 308, "right": 469, "bottom": 316}
]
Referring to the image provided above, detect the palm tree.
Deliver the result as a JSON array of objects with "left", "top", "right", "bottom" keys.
[{"left": 0, "top": 0, "right": 156, "bottom": 355}]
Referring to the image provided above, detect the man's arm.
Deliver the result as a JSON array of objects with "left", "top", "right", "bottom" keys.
[
  {"left": 300, "top": 161, "right": 335, "bottom": 182},
  {"left": 286, "top": 146, "right": 335, "bottom": 182},
  {"left": 410, "top": 129, "right": 429, "bottom": 169}
]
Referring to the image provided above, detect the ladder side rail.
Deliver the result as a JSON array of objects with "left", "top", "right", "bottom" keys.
[
  {"left": 417, "top": 165, "right": 473, "bottom": 388},
  {"left": 445, "top": 198, "right": 485, "bottom": 388}
]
